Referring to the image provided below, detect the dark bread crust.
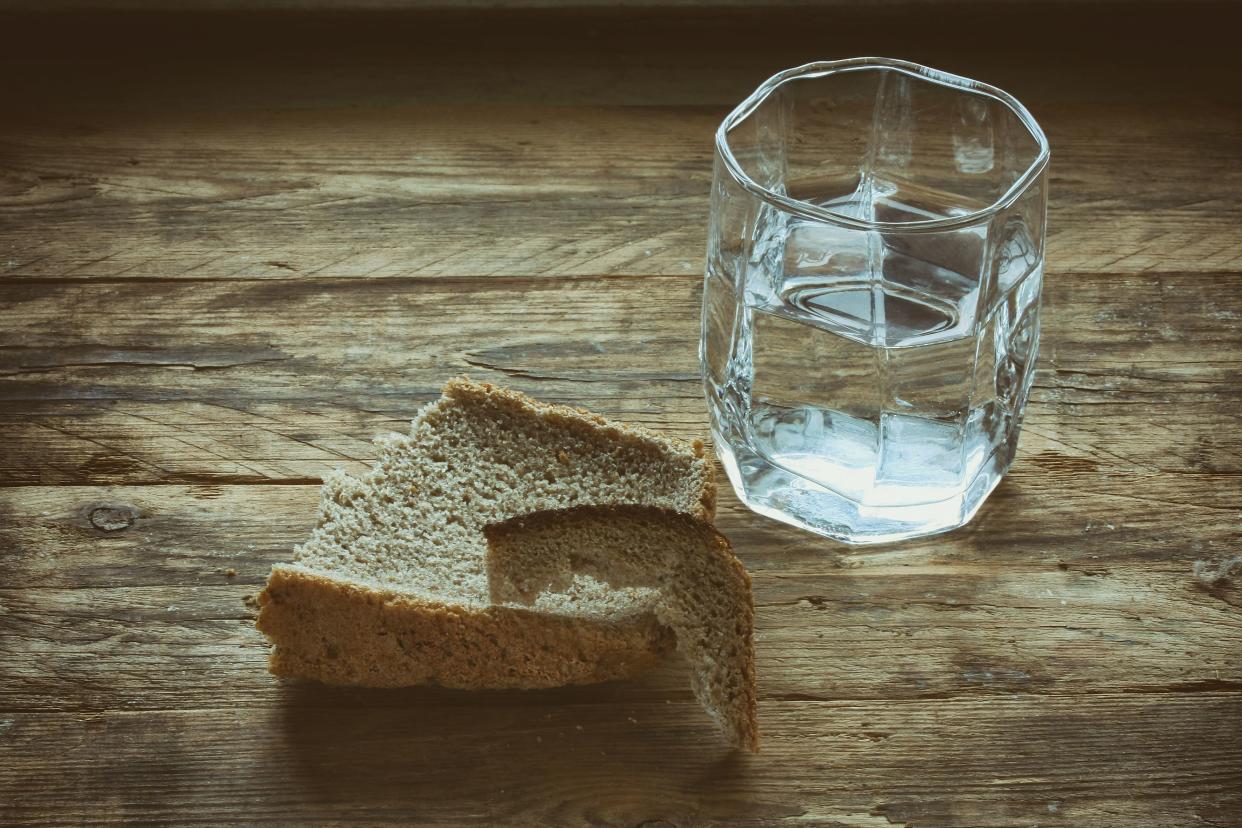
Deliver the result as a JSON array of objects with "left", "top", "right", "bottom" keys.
[{"left": 258, "top": 566, "right": 675, "bottom": 688}]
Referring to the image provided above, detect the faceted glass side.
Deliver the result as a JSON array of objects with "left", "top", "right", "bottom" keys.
[{"left": 703, "top": 59, "right": 1048, "bottom": 544}]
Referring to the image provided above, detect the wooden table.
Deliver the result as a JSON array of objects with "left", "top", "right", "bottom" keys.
[{"left": 2, "top": 4, "right": 1240, "bottom": 825}]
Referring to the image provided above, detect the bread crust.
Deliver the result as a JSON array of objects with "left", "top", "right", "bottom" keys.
[{"left": 258, "top": 565, "right": 676, "bottom": 688}]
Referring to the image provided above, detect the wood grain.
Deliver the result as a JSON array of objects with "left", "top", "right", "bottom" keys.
[
  {"left": 3, "top": 695, "right": 1239, "bottom": 826},
  {"left": 2, "top": 104, "right": 1239, "bottom": 282},
  {"left": 2, "top": 481, "right": 1240, "bottom": 716},
  {"left": 2, "top": 272, "right": 1239, "bottom": 498},
  {"left": 2, "top": 3, "right": 1240, "bottom": 826}
]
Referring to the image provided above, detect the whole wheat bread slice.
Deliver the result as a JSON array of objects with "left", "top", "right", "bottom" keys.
[
  {"left": 485, "top": 505, "right": 758, "bottom": 751},
  {"left": 256, "top": 377, "right": 716, "bottom": 689}
]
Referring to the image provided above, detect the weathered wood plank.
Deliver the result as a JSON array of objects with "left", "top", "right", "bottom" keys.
[
  {"left": 2, "top": 393, "right": 1240, "bottom": 490},
  {"left": 2, "top": 270, "right": 1235, "bottom": 380},
  {"left": 3, "top": 571, "right": 1239, "bottom": 711},
  {"left": 2, "top": 694, "right": 1239, "bottom": 826},
  {"left": 1, "top": 271, "right": 1238, "bottom": 488},
  {"left": 1, "top": 478, "right": 1238, "bottom": 588},
  {"left": 2, "top": 482, "right": 1239, "bottom": 711},
  {"left": 2, "top": 103, "right": 1238, "bottom": 281}
]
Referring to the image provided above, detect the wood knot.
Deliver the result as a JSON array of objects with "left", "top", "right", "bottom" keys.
[{"left": 88, "top": 504, "right": 137, "bottom": 532}]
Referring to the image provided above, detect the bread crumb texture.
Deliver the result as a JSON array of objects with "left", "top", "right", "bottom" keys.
[{"left": 256, "top": 377, "right": 714, "bottom": 689}]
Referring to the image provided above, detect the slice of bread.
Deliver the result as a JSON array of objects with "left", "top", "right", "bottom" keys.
[
  {"left": 485, "top": 505, "right": 758, "bottom": 752},
  {"left": 256, "top": 377, "right": 716, "bottom": 689}
]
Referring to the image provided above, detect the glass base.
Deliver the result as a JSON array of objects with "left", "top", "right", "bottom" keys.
[{"left": 712, "top": 429, "right": 1009, "bottom": 545}]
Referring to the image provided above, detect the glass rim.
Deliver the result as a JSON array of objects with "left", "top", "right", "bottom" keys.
[{"left": 715, "top": 57, "right": 1051, "bottom": 233}]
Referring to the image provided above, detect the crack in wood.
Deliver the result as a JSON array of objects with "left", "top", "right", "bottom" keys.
[
  {"left": 460, "top": 355, "right": 698, "bottom": 384},
  {"left": 0, "top": 345, "right": 292, "bottom": 374},
  {"left": 7, "top": 687, "right": 1241, "bottom": 718},
  {"left": 0, "top": 474, "right": 325, "bottom": 488}
]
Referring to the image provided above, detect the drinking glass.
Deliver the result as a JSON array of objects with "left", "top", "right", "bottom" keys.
[{"left": 701, "top": 58, "right": 1049, "bottom": 544}]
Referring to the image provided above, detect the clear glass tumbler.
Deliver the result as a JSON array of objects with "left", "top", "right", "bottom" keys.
[{"left": 702, "top": 58, "right": 1049, "bottom": 544}]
